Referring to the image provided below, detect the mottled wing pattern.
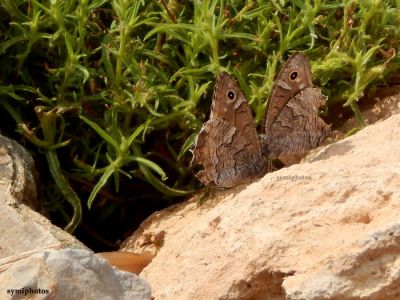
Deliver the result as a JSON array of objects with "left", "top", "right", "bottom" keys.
[
  {"left": 192, "top": 118, "right": 266, "bottom": 187},
  {"left": 262, "top": 52, "right": 313, "bottom": 134},
  {"left": 191, "top": 72, "right": 266, "bottom": 188},
  {"left": 209, "top": 72, "right": 261, "bottom": 151},
  {"left": 260, "top": 53, "right": 331, "bottom": 165},
  {"left": 260, "top": 88, "right": 331, "bottom": 165}
]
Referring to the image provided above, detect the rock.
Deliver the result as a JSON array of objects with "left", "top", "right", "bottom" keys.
[
  {"left": 0, "top": 249, "right": 151, "bottom": 300},
  {"left": 0, "top": 134, "right": 87, "bottom": 258},
  {"left": 121, "top": 113, "right": 400, "bottom": 300},
  {"left": 0, "top": 136, "right": 152, "bottom": 299},
  {"left": 0, "top": 134, "right": 39, "bottom": 210},
  {"left": 0, "top": 201, "right": 87, "bottom": 258}
]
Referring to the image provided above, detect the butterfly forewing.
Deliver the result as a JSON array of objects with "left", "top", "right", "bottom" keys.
[
  {"left": 262, "top": 52, "right": 313, "bottom": 134},
  {"left": 191, "top": 72, "right": 266, "bottom": 188}
]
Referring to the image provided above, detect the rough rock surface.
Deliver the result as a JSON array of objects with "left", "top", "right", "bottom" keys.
[
  {"left": 0, "top": 200, "right": 88, "bottom": 258},
  {"left": 0, "top": 249, "right": 151, "bottom": 300},
  {"left": 0, "top": 135, "right": 151, "bottom": 299},
  {"left": 0, "top": 134, "right": 87, "bottom": 258},
  {"left": 0, "top": 134, "right": 39, "bottom": 210},
  {"left": 122, "top": 113, "right": 400, "bottom": 300}
]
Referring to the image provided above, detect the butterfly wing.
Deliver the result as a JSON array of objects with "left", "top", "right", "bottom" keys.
[
  {"left": 261, "top": 52, "right": 330, "bottom": 164},
  {"left": 192, "top": 118, "right": 266, "bottom": 187},
  {"left": 262, "top": 52, "right": 312, "bottom": 135},
  {"left": 210, "top": 72, "right": 261, "bottom": 151},
  {"left": 191, "top": 72, "right": 265, "bottom": 188},
  {"left": 261, "top": 88, "right": 331, "bottom": 165}
]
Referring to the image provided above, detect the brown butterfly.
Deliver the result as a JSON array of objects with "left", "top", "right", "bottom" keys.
[
  {"left": 190, "top": 72, "right": 269, "bottom": 188},
  {"left": 259, "top": 52, "right": 331, "bottom": 165},
  {"left": 191, "top": 53, "right": 330, "bottom": 187}
]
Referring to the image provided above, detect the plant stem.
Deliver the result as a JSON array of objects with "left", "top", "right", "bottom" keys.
[{"left": 46, "top": 150, "right": 82, "bottom": 233}]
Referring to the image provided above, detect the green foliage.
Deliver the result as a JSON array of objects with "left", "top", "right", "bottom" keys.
[{"left": 0, "top": 0, "right": 399, "bottom": 231}]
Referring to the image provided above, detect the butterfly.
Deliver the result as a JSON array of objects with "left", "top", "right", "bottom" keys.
[
  {"left": 191, "top": 53, "right": 330, "bottom": 187},
  {"left": 190, "top": 72, "right": 268, "bottom": 188},
  {"left": 259, "top": 52, "right": 331, "bottom": 165}
]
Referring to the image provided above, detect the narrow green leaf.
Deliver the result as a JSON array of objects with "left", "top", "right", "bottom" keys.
[
  {"left": 144, "top": 23, "right": 198, "bottom": 41},
  {"left": 127, "top": 122, "right": 149, "bottom": 147},
  {"left": 178, "top": 132, "right": 197, "bottom": 160},
  {"left": 87, "top": 165, "right": 115, "bottom": 208},
  {"left": 141, "top": 165, "right": 193, "bottom": 196},
  {"left": 128, "top": 156, "right": 168, "bottom": 180},
  {"left": 80, "top": 116, "right": 119, "bottom": 150},
  {"left": 75, "top": 64, "right": 90, "bottom": 83}
]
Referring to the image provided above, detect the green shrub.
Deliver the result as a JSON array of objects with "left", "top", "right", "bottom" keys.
[{"left": 1, "top": 0, "right": 399, "bottom": 233}]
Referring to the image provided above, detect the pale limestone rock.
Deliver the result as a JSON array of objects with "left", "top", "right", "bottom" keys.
[
  {"left": 0, "top": 134, "right": 87, "bottom": 258},
  {"left": 122, "top": 113, "right": 400, "bottom": 300},
  {"left": 0, "top": 134, "right": 152, "bottom": 299},
  {"left": 0, "top": 249, "right": 151, "bottom": 300},
  {"left": 0, "top": 134, "right": 39, "bottom": 210},
  {"left": 0, "top": 201, "right": 88, "bottom": 258}
]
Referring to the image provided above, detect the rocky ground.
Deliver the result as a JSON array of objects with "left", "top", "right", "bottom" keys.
[
  {"left": 0, "top": 134, "right": 150, "bottom": 300},
  {"left": 121, "top": 88, "right": 400, "bottom": 300}
]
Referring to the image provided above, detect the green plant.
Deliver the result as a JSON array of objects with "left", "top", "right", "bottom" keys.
[{"left": 0, "top": 0, "right": 399, "bottom": 234}]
